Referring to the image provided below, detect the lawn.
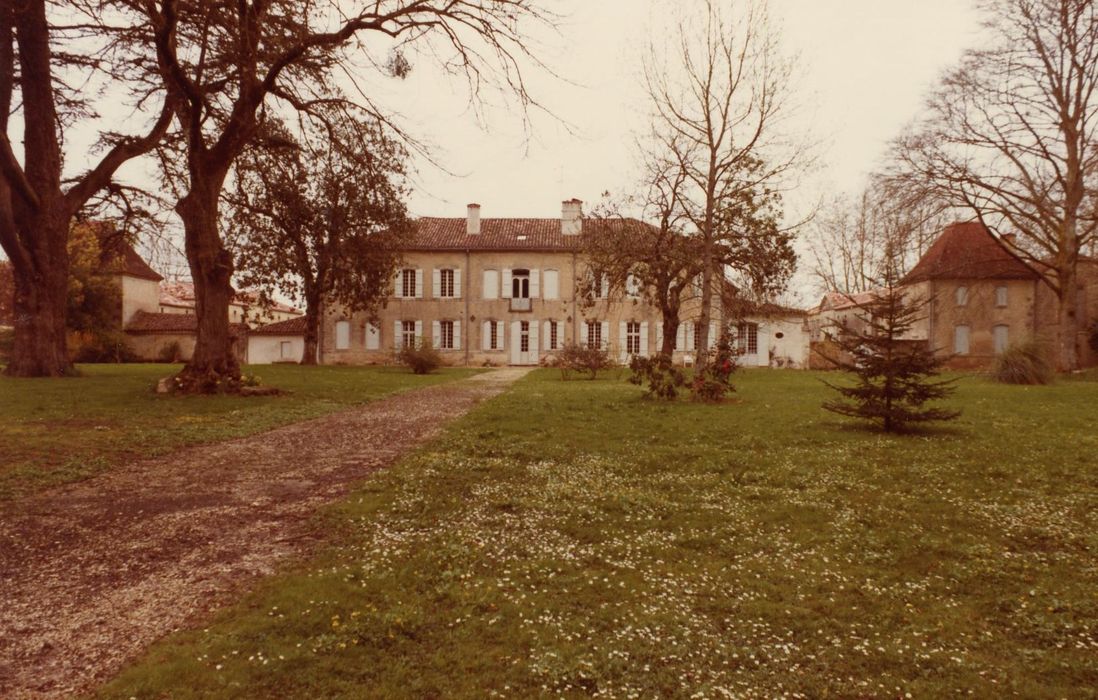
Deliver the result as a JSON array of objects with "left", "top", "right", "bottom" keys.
[
  {"left": 0, "top": 363, "right": 480, "bottom": 501},
  {"left": 100, "top": 369, "right": 1098, "bottom": 698}
]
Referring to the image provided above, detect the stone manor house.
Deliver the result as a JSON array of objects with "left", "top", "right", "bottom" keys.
[{"left": 316, "top": 200, "right": 809, "bottom": 367}]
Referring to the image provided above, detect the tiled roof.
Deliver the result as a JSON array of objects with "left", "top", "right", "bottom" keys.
[
  {"left": 816, "top": 289, "right": 885, "bottom": 312},
  {"left": 251, "top": 316, "right": 308, "bottom": 336},
  {"left": 406, "top": 217, "right": 588, "bottom": 251},
  {"left": 158, "top": 281, "right": 302, "bottom": 315},
  {"left": 902, "top": 221, "right": 1039, "bottom": 284},
  {"left": 125, "top": 310, "right": 248, "bottom": 335},
  {"left": 83, "top": 221, "right": 163, "bottom": 282}
]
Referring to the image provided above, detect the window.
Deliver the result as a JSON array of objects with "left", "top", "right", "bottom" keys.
[
  {"left": 438, "top": 320, "right": 455, "bottom": 350},
  {"left": 996, "top": 285, "right": 1008, "bottom": 307},
  {"left": 993, "top": 324, "right": 1009, "bottom": 353},
  {"left": 512, "top": 269, "right": 530, "bottom": 298},
  {"left": 954, "top": 324, "right": 970, "bottom": 354},
  {"left": 520, "top": 321, "right": 530, "bottom": 352},
  {"left": 625, "top": 274, "right": 641, "bottom": 298},
  {"left": 483, "top": 269, "right": 499, "bottom": 300},
  {"left": 401, "top": 269, "right": 417, "bottom": 298},
  {"left": 279, "top": 341, "right": 293, "bottom": 360},
  {"left": 586, "top": 321, "right": 602, "bottom": 349},
  {"left": 365, "top": 323, "right": 380, "bottom": 350},
  {"left": 335, "top": 320, "right": 351, "bottom": 350},
  {"left": 549, "top": 321, "right": 559, "bottom": 350},
  {"left": 543, "top": 269, "right": 560, "bottom": 300},
  {"left": 626, "top": 322, "right": 641, "bottom": 354},
  {"left": 491, "top": 322, "right": 499, "bottom": 349},
  {"left": 590, "top": 270, "right": 607, "bottom": 299},
  {"left": 439, "top": 269, "right": 455, "bottom": 298},
  {"left": 737, "top": 322, "right": 759, "bottom": 355},
  {"left": 402, "top": 320, "right": 417, "bottom": 349},
  {"left": 694, "top": 322, "right": 704, "bottom": 352},
  {"left": 956, "top": 286, "right": 969, "bottom": 306}
]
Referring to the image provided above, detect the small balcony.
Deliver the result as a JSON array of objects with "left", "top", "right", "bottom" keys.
[{"left": 509, "top": 297, "right": 532, "bottom": 312}]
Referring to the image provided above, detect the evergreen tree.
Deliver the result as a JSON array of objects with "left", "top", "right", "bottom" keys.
[{"left": 821, "top": 279, "right": 960, "bottom": 433}]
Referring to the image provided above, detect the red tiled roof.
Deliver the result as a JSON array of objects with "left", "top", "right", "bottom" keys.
[
  {"left": 158, "top": 281, "right": 302, "bottom": 315},
  {"left": 125, "top": 310, "right": 248, "bottom": 335},
  {"left": 407, "top": 217, "right": 587, "bottom": 251},
  {"left": 816, "top": 289, "right": 885, "bottom": 312},
  {"left": 902, "top": 221, "right": 1039, "bottom": 284},
  {"left": 251, "top": 316, "right": 308, "bottom": 336}
]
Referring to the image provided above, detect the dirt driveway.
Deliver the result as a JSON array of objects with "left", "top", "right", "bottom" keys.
[{"left": 0, "top": 368, "right": 529, "bottom": 699}]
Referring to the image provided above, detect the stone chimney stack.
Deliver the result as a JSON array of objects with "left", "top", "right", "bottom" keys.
[
  {"left": 466, "top": 203, "right": 481, "bottom": 235},
  {"left": 561, "top": 198, "right": 583, "bottom": 236}
]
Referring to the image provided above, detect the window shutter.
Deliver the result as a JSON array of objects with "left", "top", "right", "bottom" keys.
[
  {"left": 414, "top": 269, "right": 423, "bottom": 298},
  {"left": 580, "top": 322, "right": 589, "bottom": 346},
  {"left": 454, "top": 269, "right": 462, "bottom": 298},
  {"left": 530, "top": 268, "right": 540, "bottom": 298},
  {"left": 756, "top": 326, "right": 770, "bottom": 367},
  {"left": 685, "top": 323, "right": 695, "bottom": 351},
  {"left": 482, "top": 321, "right": 491, "bottom": 350},
  {"left": 656, "top": 322, "right": 663, "bottom": 353},
  {"left": 510, "top": 320, "right": 521, "bottom": 363},
  {"left": 497, "top": 321, "right": 505, "bottom": 349},
  {"left": 600, "top": 276, "right": 609, "bottom": 299},
  {"left": 432, "top": 320, "right": 441, "bottom": 348},
  {"left": 529, "top": 321, "right": 539, "bottom": 362},
  {"left": 432, "top": 268, "right": 441, "bottom": 298},
  {"left": 453, "top": 320, "right": 462, "bottom": 350},
  {"left": 483, "top": 270, "right": 498, "bottom": 300},
  {"left": 366, "top": 323, "right": 380, "bottom": 350},
  {"left": 414, "top": 320, "right": 423, "bottom": 346},
  {"left": 394, "top": 272, "right": 402, "bottom": 298},
  {"left": 543, "top": 320, "right": 552, "bottom": 350},
  {"left": 619, "top": 321, "right": 628, "bottom": 361},
  {"left": 601, "top": 321, "right": 609, "bottom": 349},
  {"left": 640, "top": 322, "right": 649, "bottom": 357},
  {"left": 544, "top": 269, "right": 559, "bottom": 300},
  {"left": 394, "top": 321, "right": 403, "bottom": 349},
  {"left": 709, "top": 322, "right": 718, "bottom": 349},
  {"left": 676, "top": 324, "right": 685, "bottom": 351},
  {"left": 502, "top": 268, "right": 513, "bottom": 298}
]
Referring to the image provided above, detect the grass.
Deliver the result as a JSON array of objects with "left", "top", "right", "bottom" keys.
[
  {"left": 0, "top": 363, "right": 480, "bottom": 501},
  {"left": 97, "top": 368, "right": 1098, "bottom": 698}
]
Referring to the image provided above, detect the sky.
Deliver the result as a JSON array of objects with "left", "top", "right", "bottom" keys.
[{"left": 388, "top": 0, "right": 983, "bottom": 221}]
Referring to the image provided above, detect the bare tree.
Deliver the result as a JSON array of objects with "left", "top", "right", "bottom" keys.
[
  {"left": 227, "top": 115, "right": 411, "bottom": 364},
  {"left": 643, "top": 0, "right": 805, "bottom": 368},
  {"left": 890, "top": 0, "right": 1098, "bottom": 371},
  {"left": 807, "top": 181, "right": 953, "bottom": 295},
  {"left": 132, "top": 0, "right": 559, "bottom": 392},
  {"left": 0, "top": 1, "right": 171, "bottom": 376}
]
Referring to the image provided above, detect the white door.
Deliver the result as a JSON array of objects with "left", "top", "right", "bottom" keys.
[{"left": 510, "top": 320, "right": 537, "bottom": 365}]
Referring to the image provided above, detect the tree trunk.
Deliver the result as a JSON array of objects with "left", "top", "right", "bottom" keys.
[
  {"left": 1056, "top": 260, "right": 1080, "bottom": 372},
  {"left": 5, "top": 222, "right": 71, "bottom": 376},
  {"left": 696, "top": 253, "right": 714, "bottom": 369},
  {"left": 174, "top": 183, "right": 241, "bottom": 392},
  {"left": 301, "top": 292, "right": 320, "bottom": 365}
]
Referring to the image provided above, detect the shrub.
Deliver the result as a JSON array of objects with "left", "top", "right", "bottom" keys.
[
  {"left": 628, "top": 353, "right": 685, "bottom": 399},
  {"left": 157, "top": 341, "right": 184, "bottom": 364},
  {"left": 555, "top": 341, "right": 613, "bottom": 380},
  {"left": 398, "top": 340, "right": 442, "bottom": 375},
  {"left": 690, "top": 332, "right": 738, "bottom": 402},
  {"left": 993, "top": 341, "right": 1053, "bottom": 385},
  {"left": 70, "top": 330, "right": 139, "bottom": 363}
]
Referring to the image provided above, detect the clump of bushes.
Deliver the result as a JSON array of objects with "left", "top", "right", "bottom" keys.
[
  {"left": 690, "top": 332, "right": 738, "bottom": 402},
  {"left": 398, "top": 340, "right": 442, "bottom": 375},
  {"left": 993, "top": 341, "right": 1053, "bottom": 385},
  {"left": 628, "top": 353, "right": 685, "bottom": 399},
  {"left": 555, "top": 341, "right": 613, "bottom": 380},
  {"left": 157, "top": 340, "right": 184, "bottom": 364},
  {"left": 69, "top": 330, "right": 139, "bottom": 363}
]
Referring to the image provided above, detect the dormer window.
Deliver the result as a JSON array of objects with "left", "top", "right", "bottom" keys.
[{"left": 955, "top": 286, "right": 969, "bottom": 306}]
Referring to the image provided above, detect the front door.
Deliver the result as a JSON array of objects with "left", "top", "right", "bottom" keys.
[{"left": 510, "top": 320, "right": 539, "bottom": 365}]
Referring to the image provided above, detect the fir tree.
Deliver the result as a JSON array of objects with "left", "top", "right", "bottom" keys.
[{"left": 821, "top": 278, "right": 960, "bottom": 433}]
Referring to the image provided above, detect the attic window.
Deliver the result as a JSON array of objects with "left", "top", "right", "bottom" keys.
[{"left": 516, "top": 235, "right": 527, "bottom": 241}]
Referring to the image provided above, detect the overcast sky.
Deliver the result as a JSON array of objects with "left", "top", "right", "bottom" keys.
[{"left": 393, "top": 0, "right": 982, "bottom": 221}]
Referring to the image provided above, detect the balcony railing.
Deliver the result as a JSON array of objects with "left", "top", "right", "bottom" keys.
[{"left": 509, "top": 297, "right": 532, "bottom": 312}]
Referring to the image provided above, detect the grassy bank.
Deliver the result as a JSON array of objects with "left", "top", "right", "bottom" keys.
[
  {"left": 98, "top": 369, "right": 1098, "bottom": 698},
  {"left": 0, "top": 363, "right": 479, "bottom": 500}
]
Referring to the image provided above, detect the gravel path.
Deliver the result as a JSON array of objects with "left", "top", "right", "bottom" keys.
[{"left": 0, "top": 368, "right": 530, "bottom": 699}]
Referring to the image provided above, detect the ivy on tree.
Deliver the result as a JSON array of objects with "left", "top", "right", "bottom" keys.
[{"left": 822, "top": 282, "right": 960, "bottom": 433}]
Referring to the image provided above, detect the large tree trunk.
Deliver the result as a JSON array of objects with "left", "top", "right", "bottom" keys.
[
  {"left": 300, "top": 291, "right": 320, "bottom": 365},
  {"left": 1056, "top": 257, "right": 1080, "bottom": 373},
  {"left": 174, "top": 183, "right": 241, "bottom": 392},
  {"left": 5, "top": 219, "right": 70, "bottom": 376}
]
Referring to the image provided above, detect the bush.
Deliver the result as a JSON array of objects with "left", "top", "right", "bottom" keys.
[
  {"left": 157, "top": 341, "right": 184, "bottom": 363},
  {"left": 70, "top": 330, "right": 139, "bottom": 363},
  {"left": 690, "top": 332, "right": 738, "bottom": 402},
  {"left": 398, "top": 340, "right": 442, "bottom": 375},
  {"left": 993, "top": 341, "right": 1053, "bottom": 385},
  {"left": 628, "top": 353, "right": 685, "bottom": 399},
  {"left": 554, "top": 341, "right": 613, "bottom": 380}
]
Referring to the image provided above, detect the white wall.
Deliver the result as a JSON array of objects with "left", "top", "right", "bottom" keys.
[
  {"left": 763, "top": 317, "right": 809, "bottom": 368},
  {"left": 119, "top": 275, "right": 160, "bottom": 325},
  {"left": 247, "top": 335, "right": 306, "bottom": 364}
]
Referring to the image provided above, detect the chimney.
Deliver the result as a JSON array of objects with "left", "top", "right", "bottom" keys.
[
  {"left": 561, "top": 198, "right": 583, "bottom": 236},
  {"left": 466, "top": 203, "right": 481, "bottom": 235},
  {"left": 1000, "top": 233, "right": 1017, "bottom": 248}
]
